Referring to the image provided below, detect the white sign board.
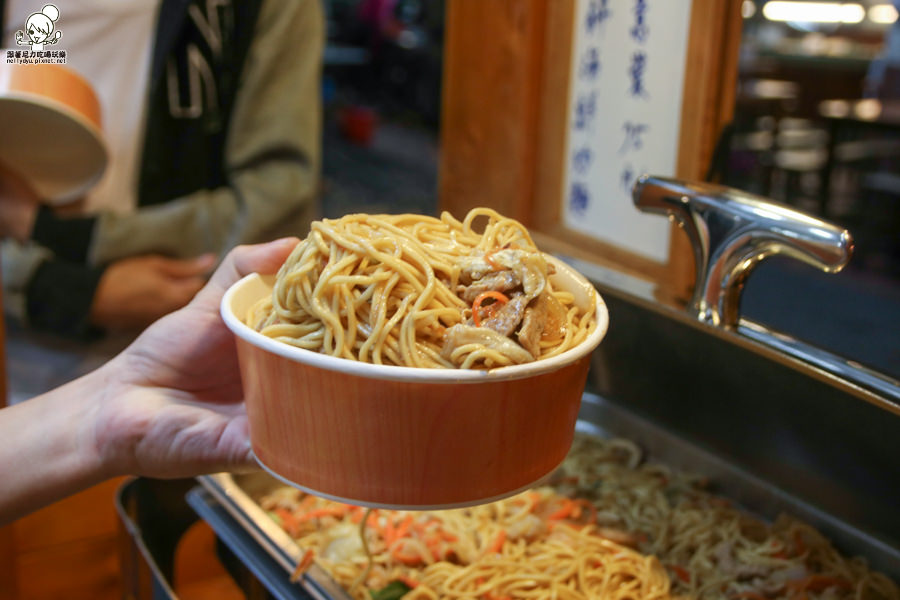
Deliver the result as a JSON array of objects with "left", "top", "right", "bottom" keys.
[{"left": 561, "top": 0, "right": 693, "bottom": 263}]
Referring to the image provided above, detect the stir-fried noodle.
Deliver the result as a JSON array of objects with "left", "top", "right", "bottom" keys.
[
  {"left": 247, "top": 209, "right": 596, "bottom": 369},
  {"left": 260, "top": 436, "right": 898, "bottom": 600}
]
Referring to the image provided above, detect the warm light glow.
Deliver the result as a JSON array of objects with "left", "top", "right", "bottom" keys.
[
  {"left": 742, "top": 0, "right": 757, "bottom": 18},
  {"left": 762, "top": 1, "right": 865, "bottom": 24},
  {"left": 819, "top": 99, "right": 851, "bottom": 118},
  {"left": 854, "top": 99, "right": 882, "bottom": 121},
  {"left": 869, "top": 4, "right": 899, "bottom": 24}
]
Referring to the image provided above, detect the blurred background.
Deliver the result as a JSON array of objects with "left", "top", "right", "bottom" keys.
[
  {"left": 317, "top": 0, "right": 443, "bottom": 219},
  {"left": 4, "top": 2, "right": 899, "bottom": 598},
  {"left": 318, "top": 0, "right": 900, "bottom": 377}
]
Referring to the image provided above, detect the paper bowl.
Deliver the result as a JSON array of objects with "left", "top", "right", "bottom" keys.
[
  {"left": 221, "top": 255, "right": 609, "bottom": 509},
  {"left": 0, "top": 64, "right": 107, "bottom": 204}
]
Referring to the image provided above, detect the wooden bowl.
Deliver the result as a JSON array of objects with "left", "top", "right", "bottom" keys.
[
  {"left": 0, "top": 63, "right": 107, "bottom": 204},
  {"left": 221, "top": 255, "right": 609, "bottom": 509}
]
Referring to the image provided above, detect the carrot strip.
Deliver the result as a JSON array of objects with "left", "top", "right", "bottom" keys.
[
  {"left": 441, "top": 531, "right": 459, "bottom": 543},
  {"left": 391, "top": 540, "right": 424, "bottom": 566},
  {"left": 274, "top": 507, "right": 295, "bottom": 525},
  {"left": 484, "top": 248, "right": 503, "bottom": 271},
  {"left": 296, "top": 506, "right": 346, "bottom": 522},
  {"left": 348, "top": 505, "right": 365, "bottom": 523},
  {"left": 289, "top": 549, "right": 315, "bottom": 583},
  {"left": 486, "top": 530, "right": 506, "bottom": 554},
  {"left": 667, "top": 564, "right": 691, "bottom": 584},
  {"left": 546, "top": 498, "right": 574, "bottom": 521},
  {"left": 396, "top": 575, "right": 420, "bottom": 589},
  {"left": 383, "top": 517, "right": 396, "bottom": 545},
  {"left": 472, "top": 291, "right": 509, "bottom": 327},
  {"left": 395, "top": 515, "right": 414, "bottom": 540}
]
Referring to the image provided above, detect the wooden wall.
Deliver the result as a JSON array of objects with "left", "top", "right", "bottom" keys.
[{"left": 439, "top": 0, "right": 743, "bottom": 296}]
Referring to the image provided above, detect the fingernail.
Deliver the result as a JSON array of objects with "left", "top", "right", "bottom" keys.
[{"left": 270, "top": 236, "right": 300, "bottom": 247}]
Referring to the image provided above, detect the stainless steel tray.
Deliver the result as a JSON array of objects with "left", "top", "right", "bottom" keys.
[{"left": 196, "top": 392, "right": 900, "bottom": 597}]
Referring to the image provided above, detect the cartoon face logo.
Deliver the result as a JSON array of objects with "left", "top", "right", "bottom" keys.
[{"left": 15, "top": 5, "right": 62, "bottom": 52}]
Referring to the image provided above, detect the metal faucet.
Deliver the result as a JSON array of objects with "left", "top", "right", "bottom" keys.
[{"left": 631, "top": 175, "right": 854, "bottom": 329}]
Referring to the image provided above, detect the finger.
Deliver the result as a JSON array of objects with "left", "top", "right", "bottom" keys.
[
  {"left": 193, "top": 238, "right": 299, "bottom": 308},
  {"left": 156, "top": 253, "right": 217, "bottom": 278},
  {"left": 199, "top": 415, "right": 257, "bottom": 475},
  {"left": 170, "top": 276, "right": 207, "bottom": 305}
]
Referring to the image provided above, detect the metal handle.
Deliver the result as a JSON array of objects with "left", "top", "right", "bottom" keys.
[{"left": 632, "top": 175, "right": 853, "bottom": 328}]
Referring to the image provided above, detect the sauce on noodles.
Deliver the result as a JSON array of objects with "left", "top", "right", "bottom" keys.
[{"left": 247, "top": 209, "right": 596, "bottom": 369}]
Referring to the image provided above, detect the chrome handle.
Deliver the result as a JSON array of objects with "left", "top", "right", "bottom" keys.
[{"left": 632, "top": 175, "right": 853, "bottom": 328}]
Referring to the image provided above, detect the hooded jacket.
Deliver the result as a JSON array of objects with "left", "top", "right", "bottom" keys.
[{"left": 1, "top": 0, "right": 322, "bottom": 337}]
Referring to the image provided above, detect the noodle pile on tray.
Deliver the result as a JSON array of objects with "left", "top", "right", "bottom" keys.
[
  {"left": 246, "top": 209, "right": 596, "bottom": 368},
  {"left": 261, "top": 485, "right": 673, "bottom": 600},
  {"left": 553, "top": 437, "right": 899, "bottom": 600},
  {"left": 258, "top": 435, "right": 899, "bottom": 600}
]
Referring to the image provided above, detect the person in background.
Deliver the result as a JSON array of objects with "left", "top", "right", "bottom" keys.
[
  {"left": 0, "top": 238, "right": 297, "bottom": 524},
  {"left": 865, "top": 0, "right": 900, "bottom": 99},
  {"left": 0, "top": 0, "right": 323, "bottom": 338}
]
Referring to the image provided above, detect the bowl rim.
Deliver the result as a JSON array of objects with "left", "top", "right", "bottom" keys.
[{"left": 221, "top": 254, "right": 609, "bottom": 383}]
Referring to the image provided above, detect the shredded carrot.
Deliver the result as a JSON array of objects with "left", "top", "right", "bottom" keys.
[
  {"left": 484, "top": 248, "right": 503, "bottom": 271},
  {"left": 289, "top": 548, "right": 315, "bottom": 583},
  {"left": 546, "top": 498, "right": 575, "bottom": 521},
  {"left": 668, "top": 564, "right": 691, "bottom": 584},
  {"left": 348, "top": 505, "right": 365, "bottom": 523},
  {"left": 382, "top": 517, "right": 396, "bottom": 545},
  {"left": 274, "top": 508, "right": 301, "bottom": 536},
  {"left": 395, "top": 515, "right": 414, "bottom": 540},
  {"left": 391, "top": 540, "right": 424, "bottom": 566},
  {"left": 486, "top": 530, "right": 506, "bottom": 555},
  {"left": 274, "top": 507, "right": 295, "bottom": 525},
  {"left": 472, "top": 291, "right": 509, "bottom": 327},
  {"left": 396, "top": 575, "right": 419, "bottom": 589},
  {"left": 297, "top": 506, "right": 346, "bottom": 522}
]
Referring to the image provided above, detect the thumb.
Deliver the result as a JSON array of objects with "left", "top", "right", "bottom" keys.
[
  {"left": 192, "top": 238, "right": 300, "bottom": 309},
  {"left": 156, "top": 253, "right": 217, "bottom": 278}
]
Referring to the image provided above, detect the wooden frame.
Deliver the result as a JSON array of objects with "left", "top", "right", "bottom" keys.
[
  {"left": 439, "top": 0, "right": 743, "bottom": 297},
  {"left": 0, "top": 271, "right": 15, "bottom": 599}
]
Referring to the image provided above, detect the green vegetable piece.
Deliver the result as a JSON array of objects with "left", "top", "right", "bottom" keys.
[{"left": 369, "top": 580, "right": 412, "bottom": 600}]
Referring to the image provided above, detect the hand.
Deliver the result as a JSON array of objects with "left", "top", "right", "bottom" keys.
[
  {"left": 90, "top": 254, "right": 218, "bottom": 331},
  {"left": 0, "top": 239, "right": 298, "bottom": 523},
  {"left": 92, "top": 238, "right": 298, "bottom": 478},
  {"left": 0, "top": 162, "right": 40, "bottom": 241}
]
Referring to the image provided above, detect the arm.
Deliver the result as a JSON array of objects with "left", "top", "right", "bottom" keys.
[
  {"left": 0, "top": 238, "right": 298, "bottom": 524},
  {"left": 2, "top": 238, "right": 216, "bottom": 336},
  {"left": 86, "top": 0, "right": 323, "bottom": 265}
]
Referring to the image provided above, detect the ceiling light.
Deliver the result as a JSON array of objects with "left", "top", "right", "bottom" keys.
[
  {"left": 868, "top": 4, "right": 899, "bottom": 24},
  {"left": 742, "top": 0, "right": 757, "bottom": 18},
  {"left": 762, "top": 1, "right": 865, "bottom": 24}
]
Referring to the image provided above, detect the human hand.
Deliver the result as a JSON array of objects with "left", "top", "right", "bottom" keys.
[
  {"left": 92, "top": 238, "right": 298, "bottom": 479},
  {"left": 90, "top": 254, "right": 218, "bottom": 331},
  {"left": 0, "top": 162, "right": 40, "bottom": 241}
]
